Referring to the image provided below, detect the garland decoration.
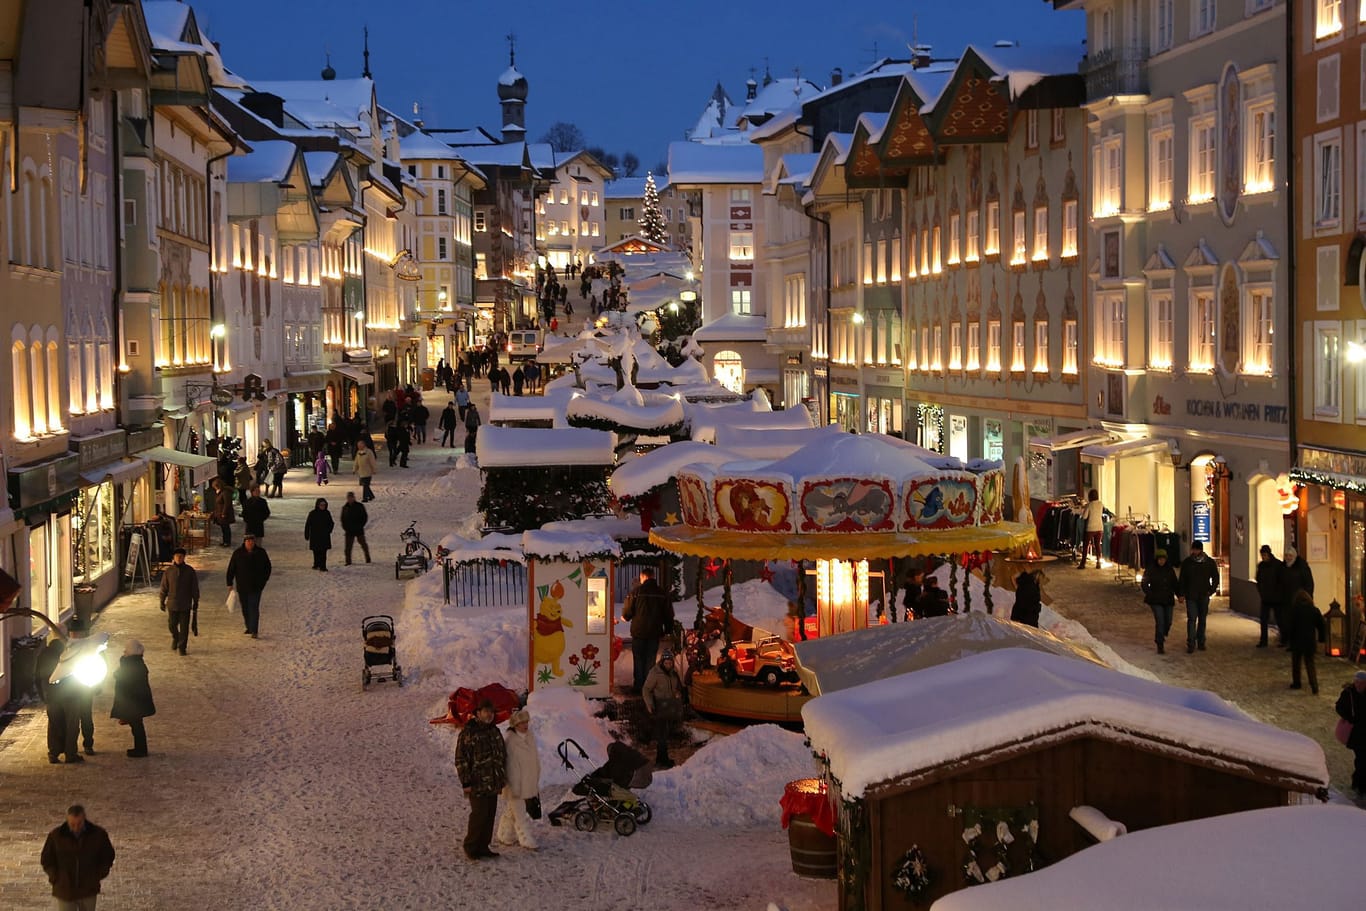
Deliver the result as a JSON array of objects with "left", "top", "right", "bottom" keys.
[
  {"left": 891, "top": 845, "right": 933, "bottom": 901},
  {"left": 960, "top": 806, "right": 1039, "bottom": 887}
]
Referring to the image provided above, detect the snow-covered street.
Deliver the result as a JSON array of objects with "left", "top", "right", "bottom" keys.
[{"left": 0, "top": 413, "right": 832, "bottom": 911}]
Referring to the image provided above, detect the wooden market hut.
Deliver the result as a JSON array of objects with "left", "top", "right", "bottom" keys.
[{"left": 801, "top": 648, "right": 1329, "bottom": 910}]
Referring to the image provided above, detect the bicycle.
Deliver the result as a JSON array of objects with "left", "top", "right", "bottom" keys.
[{"left": 395, "top": 521, "right": 432, "bottom": 579}]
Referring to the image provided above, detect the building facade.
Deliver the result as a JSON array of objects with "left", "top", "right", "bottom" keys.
[{"left": 538, "top": 150, "right": 612, "bottom": 272}]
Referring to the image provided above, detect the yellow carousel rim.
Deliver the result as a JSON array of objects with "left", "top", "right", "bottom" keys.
[{"left": 648, "top": 522, "right": 1039, "bottom": 560}]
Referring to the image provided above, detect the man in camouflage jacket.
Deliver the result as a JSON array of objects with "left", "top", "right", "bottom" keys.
[{"left": 455, "top": 700, "right": 507, "bottom": 860}]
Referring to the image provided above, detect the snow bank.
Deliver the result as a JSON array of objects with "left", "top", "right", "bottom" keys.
[{"left": 643, "top": 725, "right": 819, "bottom": 826}]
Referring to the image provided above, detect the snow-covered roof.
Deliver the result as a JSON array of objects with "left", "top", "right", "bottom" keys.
[
  {"left": 227, "top": 141, "right": 297, "bottom": 184},
  {"left": 931, "top": 805, "right": 1366, "bottom": 911},
  {"left": 498, "top": 65, "right": 526, "bottom": 88},
  {"left": 302, "top": 152, "right": 340, "bottom": 186},
  {"left": 521, "top": 529, "right": 620, "bottom": 561},
  {"left": 249, "top": 78, "right": 376, "bottom": 133},
  {"left": 691, "top": 311, "right": 769, "bottom": 341},
  {"left": 440, "top": 531, "right": 526, "bottom": 565},
  {"left": 747, "top": 108, "right": 801, "bottom": 142},
  {"left": 566, "top": 389, "right": 686, "bottom": 435},
  {"left": 604, "top": 176, "right": 671, "bottom": 198},
  {"left": 142, "top": 1, "right": 197, "bottom": 53},
  {"left": 689, "top": 404, "right": 815, "bottom": 444},
  {"left": 737, "top": 77, "right": 821, "bottom": 124},
  {"left": 449, "top": 142, "right": 527, "bottom": 169},
  {"left": 487, "top": 389, "right": 574, "bottom": 425},
  {"left": 776, "top": 152, "right": 821, "bottom": 189},
  {"left": 476, "top": 426, "right": 615, "bottom": 467},
  {"left": 968, "top": 42, "right": 1085, "bottom": 101},
  {"left": 540, "top": 516, "right": 645, "bottom": 542},
  {"left": 707, "top": 423, "right": 843, "bottom": 457},
  {"left": 856, "top": 111, "right": 891, "bottom": 144},
  {"left": 802, "top": 648, "right": 1330, "bottom": 798},
  {"left": 689, "top": 82, "right": 736, "bottom": 141},
  {"left": 906, "top": 68, "right": 956, "bottom": 115},
  {"left": 793, "top": 614, "right": 1103, "bottom": 696},
  {"left": 399, "top": 130, "right": 465, "bottom": 161},
  {"left": 609, "top": 442, "right": 746, "bottom": 499},
  {"left": 667, "top": 141, "right": 764, "bottom": 186},
  {"left": 527, "top": 142, "right": 556, "bottom": 174}
]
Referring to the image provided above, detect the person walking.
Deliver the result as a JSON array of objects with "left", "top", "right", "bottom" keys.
[
  {"left": 267, "top": 445, "right": 287, "bottom": 499},
  {"left": 241, "top": 485, "right": 271, "bottom": 539},
  {"left": 1287, "top": 590, "right": 1326, "bottom": 694},
  {"left": 1336, "top": 670, "right": 1366, "bottom": 795},
  {"left": 340, "top": 491, "right": 371, "bottom": 565},
  {"left": 69, "top": 628, "right": 102, "bottom": 757},
  {"left": 211, "top": 478, "right": 236, "bottom": 547},
  {"left": 1141, "top": 549, "right": 1179, "bottom": 654},
  {"left": 304, "top": 498, "right": 334, "bottom": 572},
  {"left": 40, "top": 805, "right": 115, "bottom": 909},
  {"left": 1255, "top": 544, "right": 1287, "bottom": 648},
  {"left": 1283, "top": 546, "right": 1315, "bottom": 607},
  {"left": 455, "top": 386, "right": 471, "bottom": 423},
  {"left": 1076, "top": 489, "right": 1106, "bottom": 568},
  {"left": 325, "top": 423, "right": 344, "bottom": 474},
  {"left": 498, "top": 366, "right": 511, "bottom": 396},
  {"left": 642, "top": 650, "right": 685, "bottom": 769},
  {"left": 495, "top": 708, "right": 541, "bottom": 850},
  {"left": 916, "top": 575, "right": 951, "bottom": 617},
  {"left": 396, "top": 422, "right": 411, "bottom": 468},
  {"left": 313, "top": 450, "right": 330, "bottom": 486},
  {"left": 512, "top": 365, "right": 524, "bottom": 396},
  {"left": 463, "top": 404, "right": 481, "bottom": 455},
  {"left": 353, "top": 441, "right": 377, "bottom": 502},
  {"left": 622, "top": 567, "right": 674, "bottom": 693},
  {"left": 456, "top": 699, "right": 507, "bottom": 861},
  {"left": 159, "top": 547, "right": 199, "bottom": 656},
  {"left": 1177, "top": 540, "right": 1220, "bottom": 654},
  {"left": 233, "top": 456, "right": 252, "bottom": 509},
  {"left": 37, "top": 635, "right": 80, "bottom": 764},
  {"left": 438, "top": 401, "right": 458, "bottom": 448},
  {"left": 412, "top": 401, "right": 430, "bottom": 444},
  {"left": 524, "top": 361, "right": 540, "bottom": 395},
  {"left": 110, "top": 640, "right": 155, "bottom": 757},
  {"left": 226, "top": 534, "right": 272, "bottom": 639}
]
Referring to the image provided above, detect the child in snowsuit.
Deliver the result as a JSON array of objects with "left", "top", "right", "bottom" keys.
[{"left": 314, "top": 451, "right": 330, "bottom": 486}]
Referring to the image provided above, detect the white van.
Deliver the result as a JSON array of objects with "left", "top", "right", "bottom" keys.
[{"left": 506, "top": 329, "right": 542, "bottom": 361}]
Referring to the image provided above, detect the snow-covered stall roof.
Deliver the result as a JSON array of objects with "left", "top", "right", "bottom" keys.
[
  {"left": 667, "top": 141, "right": 765, "bottom": 185},
  {"left": 690, "top": 404, "right": 814, "bottom": 444},
  {"left": 488, "top": 390, "right": 573, "bottom": 425},
  {"left": 439, "top": 531, "right": 526, "bottom": 565},
  {"left": 609, "top": 442, "right": 745, "bottom": 500},
  {"left": 521, "top": 529, "right": 620, "bottom": 561},
  {"left": 802, "top": 648, "right": 1329, "bottom": 798},
  {"left": 475, "top": 426, "right": 615, "bottom": 468},
  {"left": 930, "top": 805, "right": 1366, "bottom": 911},
  {"left": 540, "top": 516, "right": 646, "bottom": 542},
  {"left": 690, "top": 311, "right": 769, "bottom": 341},
  {"left": 565, "top": 389, "right": 686, "bottom": 435},
  {"left": 711, "top": 424, "right": 844, "bottom": 460},
  {"left": 793, "top": 614, "right": 1103, "bottom": 696}
]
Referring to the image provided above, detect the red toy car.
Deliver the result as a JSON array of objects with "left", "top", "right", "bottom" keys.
[{"left": 716, "top": 635, "right": 800, "bottom": 687}]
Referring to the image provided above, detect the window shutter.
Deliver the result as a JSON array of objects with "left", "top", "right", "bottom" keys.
[
  {"left": 1318, "top": 244, "right": 1341, "bottom": 312},
  {"left": 1318, "top": 55, "right": 1341, "bottom": 124}
]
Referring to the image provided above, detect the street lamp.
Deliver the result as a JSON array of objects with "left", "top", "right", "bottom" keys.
[
  {"left": 210, "top": 323, "right": 226, "bottom": 339},
  {"left": 680, "top": 289, "right": 697, "bottom": 303}
]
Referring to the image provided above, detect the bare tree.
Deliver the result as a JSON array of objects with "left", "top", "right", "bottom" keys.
[
  {"left": 539, "top": 121, "right": 587, "bottom": 152},
  {"left": 621, "top": 152, "right": 640, "bottom": 177},
  {"left": 587, "top": 146, "right": 619, "bottom": 178}
]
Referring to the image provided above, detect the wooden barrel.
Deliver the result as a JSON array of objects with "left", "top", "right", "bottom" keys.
[{"left": 788, "top": 814, "right": 837, "bottom": 878}]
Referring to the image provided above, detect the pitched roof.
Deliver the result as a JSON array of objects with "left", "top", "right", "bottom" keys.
[
  {"left": 226, "top": 141, "right": 298, "bottom": 184},
  {"left": 667, "top": 141, "right": 764, "bottom": 185}
]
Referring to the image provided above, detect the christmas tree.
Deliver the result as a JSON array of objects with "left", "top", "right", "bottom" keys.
[{"left": 638, "top": 172, "right": 670, "bottom": 246}]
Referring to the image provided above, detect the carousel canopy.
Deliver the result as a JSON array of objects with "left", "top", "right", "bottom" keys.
[{"left": 792, "top": 613, "right": 1104, "bottom": 696}]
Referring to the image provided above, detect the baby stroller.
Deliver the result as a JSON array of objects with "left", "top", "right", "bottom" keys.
[
  {"left": 548, "top": 739, "right": 653, "bottom": 836},
  {"left": 361, "top": 615, "right": 403, "bottom": 689}
]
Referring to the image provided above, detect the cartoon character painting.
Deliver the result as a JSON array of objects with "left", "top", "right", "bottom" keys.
[
  {"left": 714, "top": 479, "right": 790, "bottom": 532},
  {"left": 678, "top": 474, "right": 711, "bottom": 527},
  {"left": 905, "top": 477, "right": 978, "bottom": 529},
  {"left": 533, "top": 579, "right": 573, "bottom": 677},
  {"left": 979, "top": 471, "right": 1004, "bottom": 523},
  {"left": 800, "top": 478, "right": 895, "bottom": 532}
]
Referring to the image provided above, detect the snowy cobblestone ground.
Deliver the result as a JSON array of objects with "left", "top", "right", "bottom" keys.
[{"left": 0, "top": 390, "right": 1357, "bottom": 908}]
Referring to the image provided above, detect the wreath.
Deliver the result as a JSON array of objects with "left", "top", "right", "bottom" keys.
[{"left": 891, "top": 845, "right": 933, "bottom": 900}]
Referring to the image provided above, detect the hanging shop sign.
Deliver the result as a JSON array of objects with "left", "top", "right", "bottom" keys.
[
  {"left": 1192, "top": 501, "right": 1212, "bottom": 543},
  {"left": 71, "top": 430, "right": 127, "bottom": 471}
]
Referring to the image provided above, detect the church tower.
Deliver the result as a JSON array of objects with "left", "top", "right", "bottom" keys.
[{"left": 497, "top": 34, "right": 528, "bottom": 143}]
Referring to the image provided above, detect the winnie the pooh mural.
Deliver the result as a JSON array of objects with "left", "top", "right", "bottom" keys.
[{"left": 533, "top": 579, "right": 573, "bottom": 677}]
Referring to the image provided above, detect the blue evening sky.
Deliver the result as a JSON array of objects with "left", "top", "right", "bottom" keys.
[{"left": 187, "top": 0, "right": 1083, "bottom": 170}]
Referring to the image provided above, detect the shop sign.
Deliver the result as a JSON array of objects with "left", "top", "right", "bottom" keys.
[
  {"left": 71, "top": 430, "right": 127, "bottom": 470},
  {"left": 786, "top": 353, "right": 803, "bottom": 366},
  {"left": 1184, "top": 398, "right": 1288, "bottom": 424},
  {"left": 1192, "top": 501, "right": 1212, "bottom": 543},
  {"left": 1299, "top": 446, "right": 1366, "bottom": 478},
  {"left": 7, "top": 453, "right": 81, "bottom": 512},
  {"left": 871, "top": 373, "right": 898, "bottom": 387},
  {"left": 209, "top": 387, "right": 234, "bottom": 408}
]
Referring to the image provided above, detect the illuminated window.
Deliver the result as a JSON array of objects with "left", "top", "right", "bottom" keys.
[
  {"left": 1093, "top": 135, "right": 1122, "bottom": 216},
  {"left": 731, "top": 288, "right": 752, "bottom": 315},
  {"left": 1314, "top": 324, "right": 1341, "bottom": 416},
  {"left": 713, "top": 350, "right": 744, "bottom": 394},
  {"left": 1190, "top": 116, "right": 1216, "bottom": 203},
  {"left": 729, "top": 231, "right": 754, "bottom": 261},
  {"left": 1245, "top": 102, "right": 1275, "bottom": 193},
  {"left": 985, "top": 201, "right": 999, "bottom": 256},
  {"left": 1190, "top": 291, "right": 1216, "bottom": 371},
  {"left": 1011, "top": 210, "right": 1027, "bottom": 265},
  {"left": 950, "top": 322, "right": 962, "bottom": 371},
  {"left": 986, "top": 320, "right": 1001, "bottom": 372},
  {"left": 1149, "top": 292, "right": 1173, "bottom": 369},
  {"left": 1062, "top": 200, "right": 1078, "bottom": 258},
  {"left": 931, "top": 225, "right": 942, "bottom": 273},
  {"left": 965, "top": 212, "right": 979, "bottom": 262},
  {"left": 966, "top": 321, "right": 980, "bottom": 371},
  {"left": 1149, "top": 128, "right": 1173, "bottom": 211},
  {"left": 1032, "top": 207, "right": 1048, "bottom": 261},
  {"left": 1063, "top": 319, "right": 1078, "bottom": 374},
  {"left": 1243, "top": 286, "right": 1274, "bottom": 374},
  {"left": 948, "top": 213, "right": 961, "bottom": 265},
  {"left": 1034, "top": 319, "right": 1049, "bottom": 373},
  {"left": 1317, "top": 0, "right": 1343, "bottom": 39},
  {"left": 1012, "top": 321, "right": 1026, "bottom": 372}
]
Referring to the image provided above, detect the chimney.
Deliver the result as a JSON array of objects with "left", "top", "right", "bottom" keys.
[
  {"left": 240, "top": 92, "right": 285, "bottom": 128},
  {"left": 911, "top": 45, "right": 933, "bottom": 69},
  {"left": 746, "top": 77, "right": 758, "bottom": 102},
  {"left": 830, "top": 67, "right": 843, "bottom": 87}
]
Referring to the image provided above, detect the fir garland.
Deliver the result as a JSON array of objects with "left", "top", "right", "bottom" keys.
[
  {"left": 565, "top": 412, "right": 685, "bottom": 437},
  {"left": 891, "top": 845, "right": 933, "bottom": 901},
  {"left": 478, "top": 465, "right": 611, "bottom": 532},
  {"left": 720, "top": 560, "right": 735, "bottom": 648}
]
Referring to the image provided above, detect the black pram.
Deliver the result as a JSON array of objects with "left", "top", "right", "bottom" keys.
[
  {"left": 361, "top": 615, "right": 404, "bottom": 689},
  {"left": 549, "top": 739, "right": 653, "bottom": 836}
]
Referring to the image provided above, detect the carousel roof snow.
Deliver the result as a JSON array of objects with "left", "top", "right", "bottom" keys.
[
  {"left": 792, "top": 613, "right": 1104, "bottom": 696},
  {"left": 609, "top": 442, "right": 745, "bottom": 500},
  {"left": 802, "top": 648, "right": 1329, "bottom": 799},
  {"left": 689, "top": 403, "right": 813, "bottom": 443}
]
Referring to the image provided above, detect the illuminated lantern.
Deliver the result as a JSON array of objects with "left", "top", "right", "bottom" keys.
[
  {"left": 1325, "top": 600, "right": 1348, "bottom": 658},
  {"left": 815, "top": 558, "right": 870, "bottom": 637}
]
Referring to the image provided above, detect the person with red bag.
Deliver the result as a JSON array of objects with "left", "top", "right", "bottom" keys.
[{"left": 1337, "top": 670, "right": 1366, "bottom": 796}]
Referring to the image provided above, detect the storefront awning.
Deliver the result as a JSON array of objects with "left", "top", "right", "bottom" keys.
[
  {"left": 1029, "top": 429, "right": 1113, "bottom": 452},
  {"left": 1081, "top": 437, "right": 1176, "bottom": 465},
  {"left": 225, "top": 399, "right": 260, "bottom": 414},
  {"left": 80, "top": 457, "right": 149, "bottom": 487},
  {"left": 332, "top": 365, "right": 373, "bottom": 385},
  {"left": 142, "top": 447, "right": 219, "bottom": 483}
]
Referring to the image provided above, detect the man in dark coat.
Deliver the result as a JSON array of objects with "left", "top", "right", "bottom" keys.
[
  {"left": 226, "top": 535, "right": 272, "bottom": 638},
  {"left": 916, "top": 575, "right": 951, "bottom": 618},
  {"left": 325, "top": 423, "right": 345, "bottom": 473},
  {"left": 438, "top": 402, "right": 458, "bottom": 448},
  {"left": 1286, "top": 590, "right": 1326, "bottom": 694},
  {"left": 642, "top": 650, "right": 685, "bottom": 768},
  {"left": 159, "top": 547, "right": 199, "bottom": 655},
  {"left": 37, "top": 637, "right": 81, "bottom": 764},
  {"left": 304, "top": 498, "right": 334, "bottom": 571},
  {"left": 463, "top": 404, "right": 481, "bottom": 454},
  {"left": 1255, "top": 544, "right": 1287, "bottom": 647},
  {"left": 1010, "top": 569, "right": 1043, "bottom": 628},
  {"left": 110, "top": 640, "right": 155, "bottom": 757},
  {"left": 40, "top": 805, "right": 114, "bottom": 905},
  {"left": 1336, "top": 671, "right": 1366, "bottom": 794},
  {"left": 411, "top": 401, "right": 430, "bottom": 444},
  {"left": 512, "top": 365, "right": 524, "bottom": 396},
  {"left": 455, "top": 700, "right": 507, "bottom": 861},
  {"left": 241, "top": 485, "right": 271, "bottom": 539},
  {"left": 211, "top": 478, "right": 235, "bottom": 546},
  {"left": 307, "top": 427, "right": 327, "bottom": 461},
  {"left": 1177, "top": 540, "right": 1220, "bottom": 653},
  {"left": 622, "top": 568, "right": 675, "bottom": 693},
  {"left": 1141, "top": 549, "right": 1179, "bottom": 653},
  {"left": 1283, "top": 546, "right": 1315, "bottom": 606},
  {"left": 340, "top": 491, "right": 371, "bottom": 565}
]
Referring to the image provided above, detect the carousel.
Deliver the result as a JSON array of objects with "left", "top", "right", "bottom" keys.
[{"left": 648, "top": 433, "right": 1039, "bottom": 722}]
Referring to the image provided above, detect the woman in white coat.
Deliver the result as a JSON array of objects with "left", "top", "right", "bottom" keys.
[{"left": 495, "top": 708, "right": 541, "bottom": 849}]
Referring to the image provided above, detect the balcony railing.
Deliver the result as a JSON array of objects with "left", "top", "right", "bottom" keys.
[{"left": 1084, "top": 46, "right": 1148, "bottom": 102}]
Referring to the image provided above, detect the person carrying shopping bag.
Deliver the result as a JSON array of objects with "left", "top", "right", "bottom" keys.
[{"left": 495, "top": 708, "right": 542, "bottom": 850}]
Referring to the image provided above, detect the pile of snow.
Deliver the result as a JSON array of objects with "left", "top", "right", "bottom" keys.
[
  {"left": 439, "top": 531, "right": 524, "bottom": 563},
  {"left": 643, "top": 725, "right": 819, "bottom": 826}
]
